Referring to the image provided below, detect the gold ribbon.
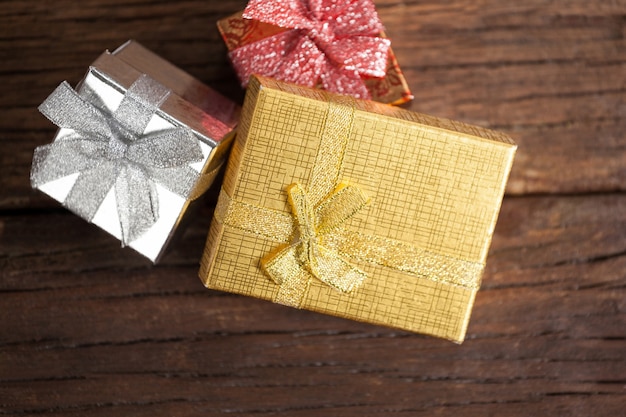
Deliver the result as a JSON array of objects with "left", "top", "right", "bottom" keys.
[
  {"left": 262, "top": 182, "right": 369, "bottom": 307},
  {"left": 214, "top": 95, "right": 484, "bottom": 308},
  {"left": 215, "top": 189, "right": 484, "bottom": 296},
  {"left": 188, "top": 161, "right": 225, "bottom": 201}
]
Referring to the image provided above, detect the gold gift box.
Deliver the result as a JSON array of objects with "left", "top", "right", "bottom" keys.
[{"left": 200, "top": 75, "right": 516, "bottom": 342}]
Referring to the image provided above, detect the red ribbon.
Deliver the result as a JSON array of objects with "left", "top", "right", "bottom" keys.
[{"left": 230, "top": 0, "right": 391, "bottom": 99}]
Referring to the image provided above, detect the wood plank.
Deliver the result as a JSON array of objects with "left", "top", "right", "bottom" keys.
[
  {"left": 0, "top": 0, "right": 624, "bottom": 415},
  {"left": 1, "top": 194, "right": 624, "bottom": 415}
]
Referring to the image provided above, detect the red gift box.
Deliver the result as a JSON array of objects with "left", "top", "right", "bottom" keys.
[{"left": 218, "top": 1, "right": 413, "bottom": 105}]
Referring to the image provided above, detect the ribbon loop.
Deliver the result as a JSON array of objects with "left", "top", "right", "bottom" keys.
[
  {"left": 32, "top": 74, "right": 204, "bottom": 246},
  {"left": 38, "top": 81, "right": 112, "bottom": 140}
]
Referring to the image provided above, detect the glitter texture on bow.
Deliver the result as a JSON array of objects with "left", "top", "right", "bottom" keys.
[
  {"left": 229, "top": 0, "right": 390, "bottom": 99},
  {"left": 261, "top": 182, "right": 369, "bottom": 307},
  {"left": 31, "top": 75, "right": 204, "bottom": 245}
]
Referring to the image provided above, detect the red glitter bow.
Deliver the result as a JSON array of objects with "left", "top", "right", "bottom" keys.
[{"left": 230, "top": 0, "right": 391, "bottom": 99}]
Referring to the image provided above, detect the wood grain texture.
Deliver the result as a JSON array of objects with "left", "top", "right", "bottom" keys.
[{"left": 0, "top": 0, "right": 624, "bottom": 416}]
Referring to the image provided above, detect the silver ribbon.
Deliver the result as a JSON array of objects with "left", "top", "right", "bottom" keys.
[{"left": 31, "top": 73, "right": 204, "bottom": 245}]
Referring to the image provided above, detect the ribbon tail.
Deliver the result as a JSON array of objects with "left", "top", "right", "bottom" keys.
[
  {"left": 115, "top": 165, "right": 159, "bottom": 245},
  {"left": 63, "top": 161, "right": 118, "bottom": 222},
  {"left": 309, "top": 245, "right": 367, "bottom": 294},
  {"left": 262, "top": 244, "right": 313, "bottom": 308}
]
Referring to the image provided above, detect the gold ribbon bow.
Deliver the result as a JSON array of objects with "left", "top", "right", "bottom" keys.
[{"left": 262, "top": 182, "right": 369, "bottom": 307}]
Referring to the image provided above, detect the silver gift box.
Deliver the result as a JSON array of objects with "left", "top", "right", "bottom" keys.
[{"left": 31, "top": 41, "right": 239, "bottom": 262}]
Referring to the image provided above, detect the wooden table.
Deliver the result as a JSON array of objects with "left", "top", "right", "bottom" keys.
[{"left": 1, "top": 1, "right": 624, "bottom": 415}]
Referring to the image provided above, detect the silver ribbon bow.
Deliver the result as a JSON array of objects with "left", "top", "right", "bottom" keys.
[{"left": 31, "top": 73, "right": 204, "bottom": 245}]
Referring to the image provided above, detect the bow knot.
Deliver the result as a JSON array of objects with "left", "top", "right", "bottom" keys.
[
  {"left": 262, "top": 182, "right": 369, "bottom": 307},
  {"left": 307, "top": 21, "right": 335, "bottom": 49},
  {"left": 106, "top": 125, "right": 134, "bottom": 160}
]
